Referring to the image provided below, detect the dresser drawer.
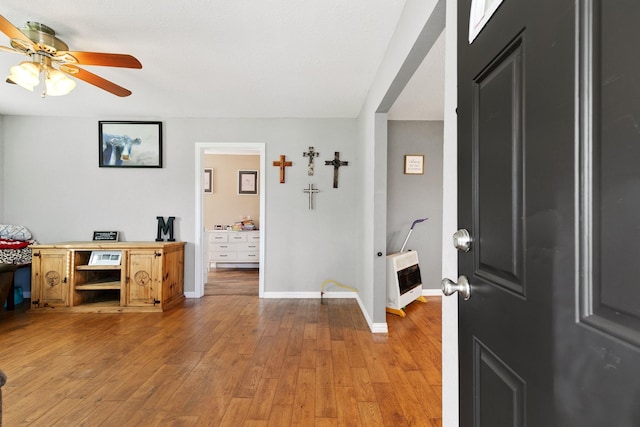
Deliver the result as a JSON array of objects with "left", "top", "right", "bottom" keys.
[
  {"left": 210, "top": 243, "right": 233, "bottom": 251},
  {"left": 237, "top": 252, "right": 259, "bottom": 261},
  {"left": 209, "top": 233, "right": 228, "bottom": 243},
  {"left": 237, "top": 242, "right": 259, "bottom": 251},
  {"left": 228, "top": 233, "right": 248, "bottom": 242},
  {"left": 210, "top": 251, "right": 238, "bottom": 261}
]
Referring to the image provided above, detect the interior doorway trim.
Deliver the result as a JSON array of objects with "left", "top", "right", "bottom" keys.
[{"left": 194, "top": 142, "right": 266, "bottom": 298}]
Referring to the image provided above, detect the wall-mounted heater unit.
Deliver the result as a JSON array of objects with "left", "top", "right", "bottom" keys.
[{"left": 386, "top": 218, "right": 428, "bottom": 317}]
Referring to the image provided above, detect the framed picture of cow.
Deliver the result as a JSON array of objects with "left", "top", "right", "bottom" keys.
[{"left": 99, "top": 121, "right": 163, "bottom": 168}]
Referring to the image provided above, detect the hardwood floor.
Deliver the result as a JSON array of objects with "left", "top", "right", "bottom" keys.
[
  {"left": 205, "top": 268, "right": 259, "bottom": 296},
  {"left": 0, "top": 295, "right": 442, "bottom": 426}
]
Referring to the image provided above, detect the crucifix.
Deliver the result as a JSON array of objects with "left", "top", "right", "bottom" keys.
[
  {"left": 303, "top": 183, "right": 320, "bottom": 210},
  {"left": 272, "top": 154, "right": 293, "bottom": 183},
  {"left": 302, "top": 146, "right": 320, "bottom": 176},
  {"left": 324, "top": 151, "right": 349, "bottom": 188}
]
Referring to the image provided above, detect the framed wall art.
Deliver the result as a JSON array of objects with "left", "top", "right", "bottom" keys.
[
  {"left": 238, "top": 170, "right": 258, "bottom": 195},
  {"left": 204, "top": 168, "right": 213, "bottom": 193},
  {"left": 88, "top": 251, "right": 122, "bottom": 266},
  {"left": 404, "top": 154, "right": 424, "bottom": 175},
  {"left": 99, "top": 121, "right": 162, "bottom": 168}
]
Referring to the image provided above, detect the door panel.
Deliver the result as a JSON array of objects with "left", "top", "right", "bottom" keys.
[
  {"left": 33, "top": 250, "right": 70, "bottom": 308},
  {"left": 474, "top": 339, "right": 524, "bottom": 427},
  {"left": 473, "top": 36, "right": 524, "bottom": 295},
  {"left": 559, "top": 1, "right": 640, "bottom": 424},
  {"left": 126, "top": 250, "right": 160, "bottom": 306},
  {"left": 457, "top": 0, "right": 640, "bottom": 425},
  {"left": 586, "top": 0, "right": 640, "bottom": 341}
]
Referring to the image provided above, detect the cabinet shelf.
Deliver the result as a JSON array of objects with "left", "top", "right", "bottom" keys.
[
  {"left": 75, "top": 281, "right": 121, "bottom": 290},
  {"left": 76, "top": 265, "right": 121, "bottom": 271}
]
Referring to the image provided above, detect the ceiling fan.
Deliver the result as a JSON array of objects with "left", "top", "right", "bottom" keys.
[{"left": 0, "top": 14, "right": 141, "bottom": 97}]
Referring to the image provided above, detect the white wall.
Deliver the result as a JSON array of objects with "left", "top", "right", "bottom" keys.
[
  {"left": 2, "top": 116, "right": 358, "bottom": 296},
  {"left": 387, "top": 120, "right": 443, "bottom": 291},
  {"left": 356, "top": 0, "right": 442, "bottom": 326}
]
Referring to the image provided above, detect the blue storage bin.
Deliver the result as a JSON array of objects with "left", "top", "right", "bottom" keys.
[{"left": 3, "top": 286, "right": 22, "bottom": 308}]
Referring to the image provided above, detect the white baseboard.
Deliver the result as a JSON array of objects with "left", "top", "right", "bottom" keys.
[
  {"left": 422, "top": 288, "right": 442, "bottom": 297},
  {"left": 261, "top": 291, "right": 357, "bottom": 299},
  {"left": 353, "top": 294, "right": 388, "bottom": 333}
]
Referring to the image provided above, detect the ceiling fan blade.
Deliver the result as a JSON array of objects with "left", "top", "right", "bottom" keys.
[
  {"left": 61, "top": 65, "right": 132, "bottom": 97},
  {"left": 0, "top": 15, "right": 33, "bottom": 46},
  {"left": 0, "top": 45, "right": 19, "bottom": 54},
  {"left": 59, "top": 51, "right": 142, "bottom": 69}
]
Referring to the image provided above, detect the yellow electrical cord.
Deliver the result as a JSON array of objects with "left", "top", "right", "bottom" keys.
[{"left": 320, "top": 279, "right": 358, "bottom": 303}]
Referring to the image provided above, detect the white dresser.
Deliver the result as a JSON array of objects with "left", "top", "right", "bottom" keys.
[{"left": 207, "top": 230, "right": 260, "bottom": 268}]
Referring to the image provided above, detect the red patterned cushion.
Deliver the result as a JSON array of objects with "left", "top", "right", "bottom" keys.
[{"left": 0, "top": 239, "right": 29, "bottom": 249}]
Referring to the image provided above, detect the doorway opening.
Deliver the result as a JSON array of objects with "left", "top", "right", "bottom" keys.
[
  {"left": 375, "top": 1, "right": 453, "bottom": 419},
  {"left": 194, "top": 142, "right": 266, "bottom": 298}
]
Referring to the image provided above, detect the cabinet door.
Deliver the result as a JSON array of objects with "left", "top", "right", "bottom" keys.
[
  {"left": 126, "top": 250, "right": 161, "bottom": 307},
  {"left": 32, "top": 249, "right": 70, "bottom": 308},
  {"left": 163, "top": 247, "right": 184, "bottom": 302}
]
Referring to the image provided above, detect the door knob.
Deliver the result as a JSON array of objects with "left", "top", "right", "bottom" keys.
[
  {"left": 453, "top": 229, "right": 473, "bottom": 252},
  {"left": 441, "top": 275, "right": 471, "bottom": 300}
]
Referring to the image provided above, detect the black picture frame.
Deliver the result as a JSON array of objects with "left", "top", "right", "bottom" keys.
[
  {"left": 99, "top": 121, "right": 162, "bottom": 168},
  {"left": 238, "top": 170, "right": 258, "bottom": 195},
  {"left": 204, "top": 168, "right": 213, "bottom": 193},
  {"left": 92, "top": 231, "right": 119, "bottom": 241}
]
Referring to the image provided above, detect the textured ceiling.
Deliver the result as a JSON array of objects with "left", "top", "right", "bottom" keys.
[{"left": 0, "top": 1, "right": 443, "bottom": 119}]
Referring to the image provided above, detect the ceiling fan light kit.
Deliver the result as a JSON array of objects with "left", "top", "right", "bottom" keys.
[
  {"left": 7, "top": 61, "right": 40, "bottom": 90},
  {"left": 7, "top": 57, "right": 76, "bottom": 96},
  {"left": 45, "top": 66, "right": 76, "bottom": 96},
  {"left": 0, "top": 15, "right": 142, "bottom": 97}
]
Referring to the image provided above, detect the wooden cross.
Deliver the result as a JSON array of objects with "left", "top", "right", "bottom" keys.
[
  {"left": 324, "top": 152, "right": 349, "bottom": 188},
  {"left": 272, "top": 154, "right": 293, "bottom": 183},
  {"left": 303, "top": 183, "right": 320, "bottom": 210},
  {"left": 302, "top": 146, "right": 320, "bottom": 176}
]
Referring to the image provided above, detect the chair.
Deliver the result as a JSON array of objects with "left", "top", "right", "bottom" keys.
[
  {"left": 0, "top": 369, "right": 6, "bottom": 426},
  {"left": 0, "top": 265, "right": 16, "bottom": 311}
]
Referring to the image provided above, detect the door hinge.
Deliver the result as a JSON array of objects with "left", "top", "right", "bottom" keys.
[
  {"left": 154, "top": 252, "right": 162, "bottom": 257},
  {"left": 33, "top": 251, "right": 41, "bottom": 257},
  {"left": 32, "top": 299, "right": 39, "bottom": 307},
  {"left": 153, "top": 299, "right": 160, "bottom": 306}
]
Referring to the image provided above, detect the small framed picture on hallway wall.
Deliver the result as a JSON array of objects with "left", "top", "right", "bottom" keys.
[
  {"left": 238, "top": 170, "right": 258, "bottom": 195},
  {"left": 404, "top": 154, "right": 424, "bottom": 175},
  {"left": 204, "top": 168, "right": 213, "bottom": 193}
]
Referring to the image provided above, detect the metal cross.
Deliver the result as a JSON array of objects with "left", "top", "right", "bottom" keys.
[
  {"left": 272, "top": 154, "right": 293, "bottom": 183},
  {"left": 303, "top": 183, "right": 320, "bottom": 210},
  {"left": 302, "top": 146, "right": 320, "bottom": 176},
  {"left": 324, "top": 151, "right": 349, "bottom": 188}
]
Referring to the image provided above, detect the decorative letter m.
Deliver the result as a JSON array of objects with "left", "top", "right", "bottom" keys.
[{"left": 156, "top": 216, "right": 176, "bottom": 242}]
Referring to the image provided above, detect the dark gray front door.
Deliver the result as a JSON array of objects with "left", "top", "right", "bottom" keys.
[{"left": 453, "top": 0, "right": 640, "bottom": 425}]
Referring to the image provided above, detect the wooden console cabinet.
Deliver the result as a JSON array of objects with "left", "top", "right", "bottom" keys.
[{"left": 30, "top": 241, "right": 185, "bottom": 313}]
